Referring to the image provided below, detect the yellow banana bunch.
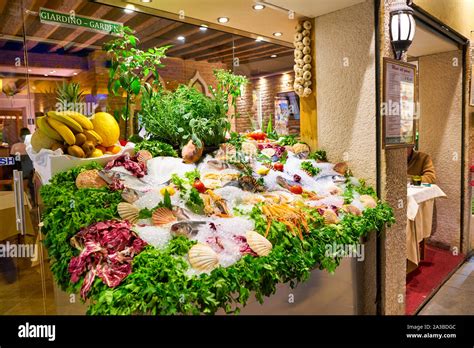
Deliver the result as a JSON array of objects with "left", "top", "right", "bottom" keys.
[
  {"left": 84, "top": 130, "right": 103, "bottom": 145},
  {"left": 36, "top": 116, "right": 63, "bottom": 141},
  {"left": 63, "top": 111, "right": 94, "bottom": 130},
  {"left": 47, "top": 117, "right": 76, "bottom": 145},
  {"left": 47, "top": 111, "right": 83, "bottom": 133}
]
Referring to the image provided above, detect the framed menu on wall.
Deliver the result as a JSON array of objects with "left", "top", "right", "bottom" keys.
[{"left": 382, "top": 58, "right": 417, "bottom": 148}]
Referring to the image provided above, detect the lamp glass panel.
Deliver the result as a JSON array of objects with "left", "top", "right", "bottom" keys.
[
  {"left": 409, "top": 15, "right": 416, "bottom": 40},
  {"left": 391, "top": 13, "right": 400, "bottom": 41},
  {"left": 399, "top": 13, "right": 411, "bottom": 40}
]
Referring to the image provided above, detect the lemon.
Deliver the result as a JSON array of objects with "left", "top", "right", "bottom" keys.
[
  {"left": 89, "top": 148, "right": 104, "bottom": 158},
  {"left": 91, "top": 112, "right": 120, "bottom": 147},
  {"left": 160, "top": 186, "right": 176, "bottom": 196}
]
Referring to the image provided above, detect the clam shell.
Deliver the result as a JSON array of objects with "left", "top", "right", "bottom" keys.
[
  {"left": 246, "top": 230, "right": 272, "bottom": 257},
  {"left": 323, "top": 209, "right": 339, "bottom": 225},
  {"left": 360, "top": 195, "right": 377, "bottom": 208},
  {"left": 188, "top": 243, "right": 219, "bottom": 272},
  {"left": 152, "top": 207, "right": 177, "bottom": 225},
  {"left": 136, "top": 150, "right": 153, "bottom": 163},
  {"left": 117, "top": 202, "right": 140, "bottom": 224}
]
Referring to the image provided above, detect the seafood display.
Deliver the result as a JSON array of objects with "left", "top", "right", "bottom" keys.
[
  {"left": 78, "top": 137, "right": 385, "bottom": 275},
  {"left": 40, "top": 132, "right": 394, "bottom": 316}
]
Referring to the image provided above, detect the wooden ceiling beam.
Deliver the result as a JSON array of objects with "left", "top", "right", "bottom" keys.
[
  {"left": 202, "top": 43, "right": 277, "bottom": 62},
  {"left": 48, "top": 4, "right": 113, "bottom": 52},
  {"left": 26, "top": 0, "right": 86, "bottom": 51},
  {"left": 224, "top": 50, "right": 293, "bottom": 65},
  {"left": 0, "top": 0, "right": 35, "bottom": 48},
  {"left": 139, "top": 22, "right": 182, "bottom": 45},
  {"left": 68, "top": 11, "right": 137, "bottom": 53},
  {"left": 0, "top": 0, "right": 8, "bottom": 15},
  {"left": 171, "top": 34, "right": 236, "bottom": 58},
  {"left": 166, "top": 31, "right": 226, "bottom": 54},
  {"left": 142, "top": 25, "right": 202, "bottom": 51},
  {"left": 181, "top": 38, "right": 254, "bottom": 60}
]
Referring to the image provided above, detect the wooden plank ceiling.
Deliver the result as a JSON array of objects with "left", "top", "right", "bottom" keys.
[{"left": 0, "top": 0, "right": 292, "bottom": 65}]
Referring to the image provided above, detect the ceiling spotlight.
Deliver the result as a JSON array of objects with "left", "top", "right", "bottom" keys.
[
  {"left": 217, "top": 17, "right": 229, "bottom": 23},
  {"left": 273, "top": 32, "right": 282, "bottom": 37},
  {"left": 44, "top": 74, "right": 48, "bottom": 77},
  {"left": 255, "top": 36, "right": 263, "bottom": 42},
  {"left": 270, "top": 54, "right": 277, "bottom": 58},
  {"left": 73, "top": 72, "right": 78, "bottom": 75},
  {"left": 50, "top": 70, "right": 56, "bottom": 74},
  {"left": 124, "top": 4, "right": 135, "bottom": 13},
  {"left": 140, "top": 0, "right": 152, "bottom": 2},
  {"left": 177, "top": 35, "right": 185, "bottom": 41},
  {"left": 27, "top": 69, "right": 32, "bottom": 72},
  {"left": 253, "top": 4, "right": 265, "bottom": 10},
  {"left": 200, "top": 24, "right": 208, "bottom": 31}
]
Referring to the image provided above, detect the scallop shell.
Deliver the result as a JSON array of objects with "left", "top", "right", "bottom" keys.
[
  {"left": 294, "top": 32, "right": 303, "bottom": 42},
  {"left": 328, "top": 185, "right": 343, "bottom": 196},
  {"left": 188, "top": 243, "right": 219, "bottom": 272},
  {"left": 333, "top": 162, "right": 348, "bottom": 175},
  {"left": 323, "top": 209, "right": 339, "bottom": 225},
  {"left": 292, "top": 142, "right": 310, "bottom": 155},
  {"left": 242, "top": 142, "right": 258, "bottom": 156},
  {"left": 360, "top": 195, "right": 377, "bottom": 208},
  {"left": 117, "top": 202, "right": 140, "bottom": 224},
  {"left": 342, "top": 204, "right": 362, "bottom": 216},
  {"left": 152, "top": 207, "right": 177, "bottom": 225},
  {"left": 303, "top": 54, "right": 312, "bottom": 64},
  {"left": 136, "top": 150, "right": 152, "bottom": 163},
  {"left": 246, "top": 230, "right": 272, "bottom": 257},
  {"left": 303, "top": 20, "right": 312, "bottom": 30},
  {"left": 76, "top": 169, "right": 107, "bottom": 189},
  {"left": 303, "top": 46, "right": 311, "bottom": 55},
  {"left": 261, "top": 148, "right": 276, "bottom": 157}
]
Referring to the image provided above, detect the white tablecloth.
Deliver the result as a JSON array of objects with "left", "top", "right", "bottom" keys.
[
  {"left": 406, "top": 184, "right": 446, "bottom": 265},
  {"left": 407, "top": 184, "right": 446, "bottom": 220}
]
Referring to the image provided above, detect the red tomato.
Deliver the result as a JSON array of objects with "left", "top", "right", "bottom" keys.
[
  {"left": 290, "top": 185, "right": 303, "bottom": 194},
  {"left": 193, "top": 179, "right": 207, "bottom": 193},
  {"left": 273, "top": 163, "right": 284, "bottom": 172},
  {"left": 249, "top": 131, "right": 266, "bottom": 141}
]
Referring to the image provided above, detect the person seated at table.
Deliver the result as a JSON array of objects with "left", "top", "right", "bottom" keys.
[{"left": 407, "top": 145, "right": 436, "bottom": 184}]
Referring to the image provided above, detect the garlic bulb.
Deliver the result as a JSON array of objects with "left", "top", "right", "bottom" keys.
[
  {"left": 294, "top": 32, "right": 303, "bottom": 41},
  {"left": 303, "top": 70, "right": 312, "bottom": 81},
  {"left": 303, "top": 46, "right": 311, "bottom": 55},
  {"left": 303, "top": 36, "right": 311, "bottom": 46},
  {"left": 303, "top": 54, "right": 312, "bottom": 64},
  {"left": 303, "top": 63, "right": 311, "bottom": 71},
  {"left": 303, "top": 20, "right": 312, "bottom": 30}
]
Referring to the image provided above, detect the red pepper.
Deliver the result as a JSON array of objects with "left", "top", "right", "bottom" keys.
[
  {"left": 290, "top": 185, "right": 303, "bottom": 194},
  {"left": 248, "top": 131, "right": 266, "bottom": 141},
  {"left": 193, "top": 179, "right": 207, "bottom": 193},
  {"left": 273, "top": 163, "right": 284, "bottom": 172}
]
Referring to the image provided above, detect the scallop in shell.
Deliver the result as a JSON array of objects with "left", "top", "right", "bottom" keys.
[
  {"left": 136, "top": 150, "right": 153, "bottom": 163},
  {"left": 246, "top": 230, "right": 273, "bottom": 257},
  {"left": 333, "top": 162, "right": 348, "bottom": 175},
  {"left": 292, "top": 143, "right": 310, "bottom": 158},
  {"left": 117, "top": 202, "right": 140, "bottom": 224},
  {"left": 360, "top": 195, "right": 377, "bottom": 208},
  {"left": 152, "top": 207, "right": 177, "bottom": 225},
  {"left": 342, "top": 204, "right": 362, "bottom": 216},
  {"left": 188, "top": 243, "right": 219, "bottom": 272},
  {"left": 323, "top": 209, "right": 339, "bottom": 225}
]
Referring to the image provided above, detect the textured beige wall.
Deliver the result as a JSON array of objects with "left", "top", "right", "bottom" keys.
[
  {"left": 315, "top": 0, "right": 378, "bottom": 314},
  {"left": 315, "top": 0, "right": 377, "bottom": 187},
  {"left": 418, "top": 51, "right": 463, "bottom": 248},
  {"left": 378, "top": 0, "right": 407, "bottom": 315}
]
